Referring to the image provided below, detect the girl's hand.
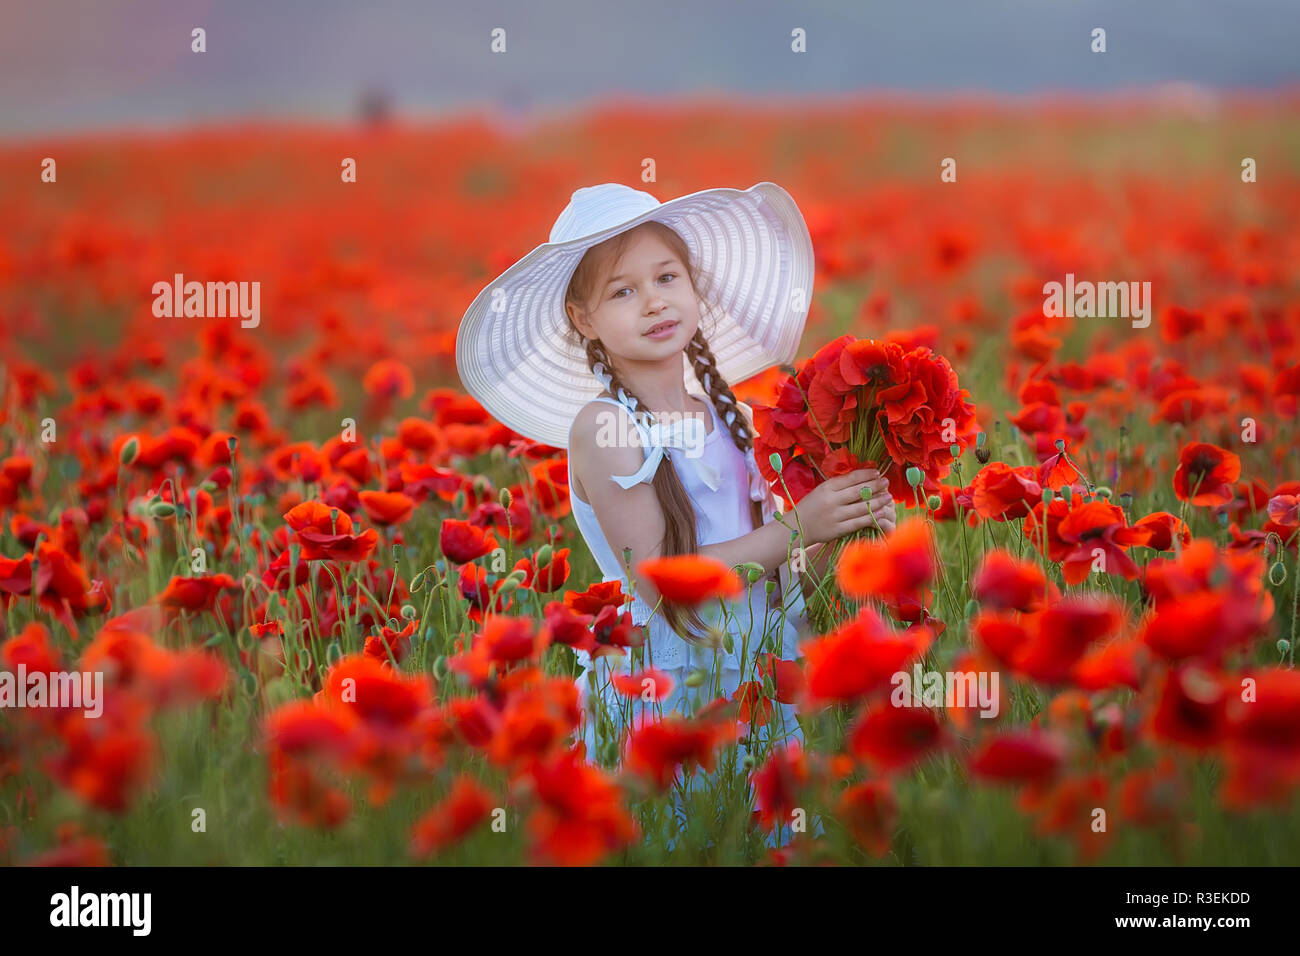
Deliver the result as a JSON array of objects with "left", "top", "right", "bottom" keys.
[{"left": 793, "top": 468, "right": 894, "bottom": 544}]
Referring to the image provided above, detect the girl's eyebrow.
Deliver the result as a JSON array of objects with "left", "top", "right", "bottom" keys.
[{"left": 605, "top": 259, "right": 677, "bottom": 287}]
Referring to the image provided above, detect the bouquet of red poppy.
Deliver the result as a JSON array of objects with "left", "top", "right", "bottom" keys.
[{"left": 752, "top": 334, "right": 979, "bottom": 632}]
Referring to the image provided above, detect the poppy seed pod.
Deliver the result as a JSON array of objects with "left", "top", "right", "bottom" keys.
[
  {"left": 927, "top": 494, "right": 942, "bottom": 510},
  {"left": 906, "top": 466, "right": 923, "bottom": 488},
  {"left": 975, "top": 447, "right": 990, "bottom": 464},
  {"left": 119, "top": 436, "right": 140, "bottom": 466}
]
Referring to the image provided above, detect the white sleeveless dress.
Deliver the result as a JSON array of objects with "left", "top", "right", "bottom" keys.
[{"left": 567, "top": 391, "right": 812, "bottom": 758}]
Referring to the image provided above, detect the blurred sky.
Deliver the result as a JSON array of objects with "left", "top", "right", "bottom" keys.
[{"left": 2, "top": 0, "right": 1299, "bottom": 138}]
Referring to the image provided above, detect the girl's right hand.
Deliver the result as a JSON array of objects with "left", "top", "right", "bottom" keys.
[{"left": 793, "top": 468, "right": 893, "bottom": 544}]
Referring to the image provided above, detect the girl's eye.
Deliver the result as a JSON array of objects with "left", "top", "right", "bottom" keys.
[{"left": 611, "top": 274, "right": 676, "bottom": 299}]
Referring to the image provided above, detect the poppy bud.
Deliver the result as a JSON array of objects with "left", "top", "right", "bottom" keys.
[
  {"left": 906, "top": 466, "right": 923, "bottom": 488},
  {"left": 433, "top": 655, "right": 448, "bottom": 678},
  {"left": 622, "top": 546, "right": 632, "bottom": 567},
  {"left": 684, "top": 669, "right": 708, "bottom": 688},
  {"left": 453, "top": 490, "right": 466, "bottom": 510},
  {"left": 1042, "top": 488, "right": 1054, "bottom": 504},
  {"left": 497, "top": 577, "right": 521, "bottom": 594},
  {"left": 1061, "top": 486, "right": 1074, "bottom": 505},
  {"left": 119, "top": 436, "right": 140, "bottom": 466},
  {"left": 326, "top": 641, "right": 343, "bottom": 664},
  {"left": 410, "top": 571, "right": 426, "bottom": 593},
  {"left": 1216, "top": 510, "right": 1229, "bottom": 527},
  {"left": 741, "top": 755, "right": 756, "bottom": 771},
  {"left": 1096, "top": 486, "right": 1112, "bottom": 500},
  {"left": 490, "top": 446, "right": 505, "bottom": 465},
  {"left": 499, "top": 487, "right": 512, "bottom": 509},
  {"left": 400, "top": 604, "right": 417, "bottom": 620},
  {"left": 964, "top": 598, "right": 978, "bottom": 619},
  {"left": 765, "top": 580, "right": 776, "bottom": 595},
  {"left": 722, "top": 632, "right": 735, "bottom": 655},
  {"left": 149, "top": 500, "right": 176, "bottom": 518},
  {"left": 535, "top": 544, "right": 553, "bottom": 568},
  {"left": 769, "top": 453, "right": 784, "bottom": 474},
  {"left": 1269, "top": 561, "right": 1286, "bottom": 586}
]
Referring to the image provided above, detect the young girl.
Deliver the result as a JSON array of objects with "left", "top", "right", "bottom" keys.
[{"left": 457, "top": 182, "right": 896, "bottom": 843}]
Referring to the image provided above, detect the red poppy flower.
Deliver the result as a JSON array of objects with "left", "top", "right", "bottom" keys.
[
  {"left": 969, "top": 462, "right": 1043, "bottom": 521},
  {"left": 732, "top": 681, "right": 773, "bottom": 727},
  {"left": 1131, "top": 511, "right": 1192, "bottom": 552},
  {"left": 283, "top": 501, "right": 379, "bottom": 562},
  {"left": 625, "top": 715, "right": 733, "bottom": 791},
  {"left": 756, "top": 653, "right": 806, "bottom": 704},
  {"left": 358, "top": 490, "right": 415, "bottom": 527},
  {"left": 1149, "top": 665, "right": 1227, "bottom": 750},
  {"left": 155, "top": 573, "right": 239, "bottom": 613},
  {"left": 1052, "top": 500, "right": 1151, "bottom": 585},
  {"left": 849, "top": 704, "right": 947, "bottom": 772},
  {"left": 524, "top": 750, "right": 639, "bottom": 865},
  {"left": 1172, "top": 442, "right": 1240, "bottom": 506},
  {"left": 638, "top": 554, "right": 743, "bottom": 605},
  {"left": 564, "top": 580, "right": 632, "bottom": 616},
  {"left": 409, "top": 775, "right": 494, "bottom": 857},
  {"left": 611, "top": 667, "right": 676, "bottom": 703},
  {"left": 801, "top": 607, "right": 932, "bottom": 704},
  {"left": 439, "top": 518, "right": 499, "bottom": 564},
  {"left": 836, "top": 519, "right": 935, "bottom": 601},
  {"left": 837, "top": 780, "right": 897, "bottom": 857},
  {"left": 364, "top": 619, "right": 417, "bottom": 665},
  {"left": 751, "top": 743, "right": 812, "bottom": 830},
  {"left": 969, "top": 731, "right": 1066, "bottom": 784},
  {"left": 971, "top": 549, "right": 1056, "bottom": 612},
  {"left": 321, "top": 654, "right": 433, "bottom": 728},
  {"left": 1012, "top": 594, "right": 1124, "bottom": 685}
]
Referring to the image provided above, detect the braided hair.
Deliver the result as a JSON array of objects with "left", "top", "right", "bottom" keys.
[{"left": 564, "top": 222, "right": 774, "bottom": 647}]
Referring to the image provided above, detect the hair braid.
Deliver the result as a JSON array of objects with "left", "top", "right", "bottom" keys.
[
  {"left": 686, "top": 329, "right": 774, "bottom": 584},
  {"left": 581, "top": 337, "right": 716, "bottom": 647}
]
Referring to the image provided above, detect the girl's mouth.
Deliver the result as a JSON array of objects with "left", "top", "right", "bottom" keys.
[{"left": 644, "top": 320, "right": 679, "bottom": 339}]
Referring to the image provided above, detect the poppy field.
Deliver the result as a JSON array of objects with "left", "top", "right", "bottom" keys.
[{"left": 2, "top": 99, "right": 1299, "bottom": 866}]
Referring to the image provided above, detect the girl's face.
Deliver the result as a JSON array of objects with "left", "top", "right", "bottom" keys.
[{"left": 567, "top": 227, "right": 700, "bottom": 369}]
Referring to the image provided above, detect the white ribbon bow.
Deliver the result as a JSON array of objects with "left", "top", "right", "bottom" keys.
[{"left": 610, "top": 416, "right": 722, "bottom": 491}]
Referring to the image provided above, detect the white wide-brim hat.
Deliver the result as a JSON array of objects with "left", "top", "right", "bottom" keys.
[{"left": 455, "top": 181, "right": 815, "bottom": 449}]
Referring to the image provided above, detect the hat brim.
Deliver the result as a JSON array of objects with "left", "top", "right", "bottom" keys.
[{"left": 456, "top": 181, "right": 814, "bottom": 449}]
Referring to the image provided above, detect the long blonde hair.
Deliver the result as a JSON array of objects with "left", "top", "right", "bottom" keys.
[{"left": 562, "top": 221, "right": 769, "bottom": 646}]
